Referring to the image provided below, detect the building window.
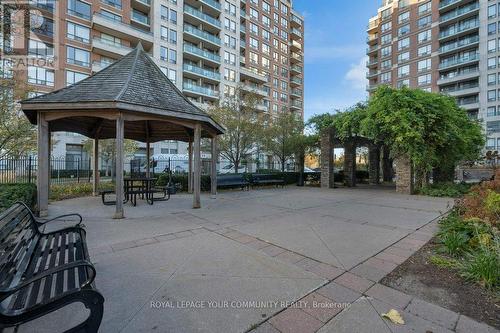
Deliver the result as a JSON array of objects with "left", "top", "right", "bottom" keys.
[
  {"left": 489, "top": 23, "right": 497, "bottom": 36},
  {"left": 67, "top": 0, "right": 91, "bottom": 19},
  {"left": 67, "top": 46, "right": 90, "bottom": 67},
  {"left": 169, "top": 49, "right": 177, "bottom": 64},
  {"left": 488, "top": 89, "right": 497, "bottom": 101},
  {"left": 398, "top": 51, "right": 410, "bottom": 62},
  {"left": 28, "top": 66, "right": 54, "bottom": 86},
  {"left": 418, "top": 58, "right": 431, "bottom": 72},
  {"left": 31, "top": 14, "right": 54, "bottom": 36},
  {"left": 380, "top": 71, "right": 391, "bottom": 83},
  {"left": 381, "top": 21, "right": 392, "bottom": 33},
  {"left": 418, "top": 15, "right": 431, "bottom": 29},
  {"left": 418, "top": 2, "right": 431, "bottom": 15},
  {"left": 487, "top": 106, "right": 497, "bottom": 117},
  {"left": 397, "top": 38, "right": 409, "bottom": 51},
  {"left": 28, "top": 39, "right": 53, "bottom": 57},
  {"left": 66, "top": 70, "right": 88, "bottom": 86},
  {"left": 417, "top": 30, "right": 431, "bottom": 43},
  {"left": 398, "top": 65, "right": 409, "bottom": 78},
  {"left": 489, "top": 57, "right": 497, "bottom": 69},
  {"left": 488, "top": 4, "right": 497, "bottom": 19},
  {"left": 398, "top": 24, "right": 410, "bottom": 36},
  {"left": 418, "top": 73, "right": 431, "bottom": 86},
  {"left": 418, "top": 45, "right": 431, "bottom": 57},
  {"left": 168, "top": 69, "right": 176, "bottom": 84},
  {"left": 398, "top": 11, "right": 409, "bottom": 24},
  {"left": 488, "top": 74, "right": 497, "bottom": 86},
  {"left": 67, "top": 21, "right": 90, "bottom": 43}
]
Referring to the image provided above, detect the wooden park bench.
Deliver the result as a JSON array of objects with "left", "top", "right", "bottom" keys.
[
  {"left": 217, "top": 174, "right": 250, "bottom": 190},
  {"left": 0, "top": 202, "right": 104, "bottom": 332},
  {"left": 251, "top": 174, "right": 286, "bottom": 188}
]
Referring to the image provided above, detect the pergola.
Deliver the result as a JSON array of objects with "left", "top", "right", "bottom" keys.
[{"left": 21, "top": 44, "right": 224, "bottom": 218}]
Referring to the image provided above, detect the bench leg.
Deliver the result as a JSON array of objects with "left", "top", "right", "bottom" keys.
[{"left": 66, "top": 290, "right": 104, "bottom": 333}]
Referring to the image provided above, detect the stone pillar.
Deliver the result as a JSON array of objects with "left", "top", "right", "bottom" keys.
[
  {"left": 343, "top": 141, "right": 356, "bottom": 187},
  {"left": 114, "top": 113, "right": 125, "bottom": 219},
  {"left": 320, "top": 129, "right": 334, "bottom": 188},
  {"left": 193, "top": 123, "right": 201, "bottom": 209},
  {"left": 210, "top": 136, "right": 218, "bottom": 197},
  {"left": 368, "top": 144, "right": 380, "bottom": 185},
  {"left": 395, "top": 155, "right": 414, "bottom": 194},
  {"left": 37, "top": 113, "right": 49, "bottom": 217},
  {"left": 93, "top": 138, "right": 99, "bottom": 196},
  {"left": 382, "top": 146, "right": 392, "bottom": 182}
]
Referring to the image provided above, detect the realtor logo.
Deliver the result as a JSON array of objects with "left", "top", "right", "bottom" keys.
[{"left": 0, "top": 0, "right": 59, "bottom": 74}]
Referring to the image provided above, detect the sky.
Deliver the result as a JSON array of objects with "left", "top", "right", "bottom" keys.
[{"left": 292, "top": 0, "right": 380, "bottom": 121}]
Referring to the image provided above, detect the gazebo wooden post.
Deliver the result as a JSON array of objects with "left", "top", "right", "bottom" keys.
[
  {"left": 210, "top": 136, "right": 218, "bottom": 197},
  {"left": 114, "top": 113, "right": 125, "bottom": 219},
  {"left": 93, "top": 138, "right": 99, "bottom": 196},
  {"left": 193, "top": 123, "right": 201, "bottom": 208},
  {"left": 37, "top": 113, "right": 49, "bottom": 217},
  {"left": 188, "top": 139, "right": 193, "bottom": 194},
  {"left": 145, "top": 121, "right": 150, "bottom": 178}
]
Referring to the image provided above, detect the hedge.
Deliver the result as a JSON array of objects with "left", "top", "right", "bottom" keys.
[
  {"left": 0, "top": 183, "right": 37, "bottom": 211},
  {"left": 156, "top": 172, "right": 301, "bottom": 191}
]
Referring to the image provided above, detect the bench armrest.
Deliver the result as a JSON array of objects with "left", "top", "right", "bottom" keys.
[
  {"left": 0, "top": 260, "right": 96, "bottom": 301},
  {"left": 36, "top": 214, "right": 83, "bottom": 232}
]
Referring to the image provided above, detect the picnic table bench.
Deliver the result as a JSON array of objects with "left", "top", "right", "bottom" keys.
[
  {"left": 0, "top": 202, "right": 104, "bottom": 332},
  {"left": 251, "top": 174, "right": 286, "bottom": 188},
  {"left": 217, "top": 174, "right": 250, "bottom": 190}
]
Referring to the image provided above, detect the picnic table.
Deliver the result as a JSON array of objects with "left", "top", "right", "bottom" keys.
[{"left": 101, "top": 177, "right": 172, "bottom": 206}]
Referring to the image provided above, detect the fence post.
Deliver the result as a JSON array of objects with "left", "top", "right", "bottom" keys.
[
  {"left": 28, "top": 156, "right": 32, "bottom": 184},
  {"left": 77, "top": 159, "right": 80, "bottom": 183}
]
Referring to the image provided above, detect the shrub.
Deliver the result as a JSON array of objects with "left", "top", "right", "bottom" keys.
[
  {"left": 49, "top": 182, "right": 115, "bottom": 201},
  {"left": 0, "top": 183, "right": 37, "bottom": 211},
  {"left": 459, "top": 241, "right": 499, "bottom": 290},
  {"left": 439, "top": 231, "right": 469, "bottom": 256},
  {"left": 419, "top": 182, "right": 472, "bottom": 198}
]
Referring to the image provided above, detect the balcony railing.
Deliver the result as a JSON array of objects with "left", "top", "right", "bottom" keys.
[
  {"left": 184, "top": 4, "right": 221, "bottom": 28},
  {"left": 439, "top": 0, "right": 462, "bottom": 9},
  {"left": 291, "top": 15, "right": 302, "bottom": 26},
  {"left": 291, "top": 53, "right": 302, "bottom": 62},
  {"left": 291, "top": 89, "right": 302, "bottom": 96},
  {"left": 200, "top": 0, "right": 221, "bottom": 11},
  {"left": 93, "top": 12, "right": 153, "bottom": 37},
  {"left": 184, "top": 25, "right": 221, "bottom": 45},
  {"left": 440, "top": 2, "right": 479, "bottom": 22},
  {"left": 183, "top": 82, "right": 219, "bottom": 97},
  {"left": 183, "top": 44, "right": 221, "bottom": 63},
  {"left": 93, "top": 37, "right": 133, "bottom": 53},
  {"left": 291, "top": 28, "right": 302, "bottom": 37},
  {"left": 439, "top": 35, "right": 479, "bottom": 53},
  {"left": 439, "top": 20, "right": 479, "bottom": 38},
  {"left": 132, "top": 11, "right": 150, "bottom": 25},
  {"left": 183, "top": 63, "right": 220, "bottom": 80},
  {"left": 291, "top": 65, "right": 302, "bottom": 73},
  {"left": 439, "top": 53, "right": 479, "bottom": 69},
  {"left": 291, "top": 77, "right": 302, "bottom": 85}
]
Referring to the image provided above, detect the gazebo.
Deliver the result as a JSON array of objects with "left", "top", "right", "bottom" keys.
[{"left": 21, "top": 44, "right": 224, "bottom": 218}]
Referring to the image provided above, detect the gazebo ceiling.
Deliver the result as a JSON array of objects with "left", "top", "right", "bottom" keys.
[{"left": 21, "top": 43, "right": 224, "bottom": 141}]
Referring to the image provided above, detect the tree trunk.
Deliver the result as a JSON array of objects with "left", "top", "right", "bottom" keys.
[{"left": 234, "top": 160, "right": 239, "bottom": 174}]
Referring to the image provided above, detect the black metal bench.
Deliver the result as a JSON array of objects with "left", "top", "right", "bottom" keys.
[
  {"left": 251, "top": 174, "right": 286, "bottom": 188},
  {"left": 0, "top": 202, "right": 104, "bottom": 332},
  {"left": 100, "top": 190, "right": 115, "bottom": 205},
  {"left": 217, "top": 174, "right": 250, "bottom": 190}
]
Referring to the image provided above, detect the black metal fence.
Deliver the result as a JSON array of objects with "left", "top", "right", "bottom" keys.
[{"left": 0, "top": 156, "right": 297, "bottom": 184}]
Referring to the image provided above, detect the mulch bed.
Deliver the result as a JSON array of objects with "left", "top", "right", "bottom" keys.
[{"left": 381, "top": 237, "right": 500, "bottom": 329}]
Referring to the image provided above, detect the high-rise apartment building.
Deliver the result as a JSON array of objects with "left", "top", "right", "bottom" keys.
[
  {"left": 367, "top": 0, "right": 500, "bottom": 152},
  {"left": 0, "top": 0, "right": 304, "bottom": 161}
]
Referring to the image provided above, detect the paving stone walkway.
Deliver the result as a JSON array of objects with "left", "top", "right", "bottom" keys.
[{"left": 16, "top": 186, "right": 498, "bottom": 333}]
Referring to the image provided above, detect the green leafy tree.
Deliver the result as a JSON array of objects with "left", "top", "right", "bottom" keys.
[
  {"left": 262, "top": 111, "right": 305, "bottom": 172},
  {"left": 363, "top": 86, "right": 484, "bottom": 188},
  {"left": 208, "top": 89, "right": 266, "bottom": 173},
  {"left": 0, "top": 72, "right": 36, "bottom": 158}
]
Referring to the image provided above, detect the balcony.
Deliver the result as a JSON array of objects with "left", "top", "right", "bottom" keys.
[
  {"left": 291, "top": 40, "right": 302, "bottom": 52},
  {"left": 367, "top": 18, "right": 379, "bottom": 32},
  {"left": 291, "top": 14, "right": 302, "bottom": 27},
  {"left": 438, "top": 53, "right": 479, "bottom": 70},
  {"left": 439, "top": 20, "right": 479, "bottom": 40},
  {"left": 183, "top": 24, "right": 221, "bottom": 48},
  {"left": 240, "top": 25, "right": 246, "bottom": 34},
  {"left": 439, "top": 0, "right": 469, "bottom": 11},
  {"left": 183, "top": 44, "right": 221, "bottom": 65},
  {"left": 367, "top": 34, "right": 378, "bottom": 45},
  {"left": 439, "top": 35, "right": 479, "bottom": 55},
  {"left": 185, "top": 0, "right": 221, "bottom": 15},
  {"left": 131, "top": 0, "right": 150, "bottom": 13},
  {"left": 183, "top": 63, "right": 220, "bottom": 83},
  {"left": 442, "top": 85, "right": 479, "bottom": 97},
  {"left": 240, "top": 8, "right": 247, "bottom": 19},
  {"left": 183, "top": 82, "right": 219, "bottom": 99},
  {"left": 437, "top": 69, "right": 479, "bottom": 85},
  {"left": 366, "top": 70, "right": 378, "bottom": 79},
  {"left": 366, "top": 45, "right": 379, "bottom": 55},
  {"left": 241, "top": 83, "right": 268, "bottom": 97},
  {"left": 92, "top": 13, "right": 153, "bottom": 48},
  {"left": 240, "top": 39, "right": 246, "bottom": 48},
  {"left": 291, "top": 28, "right": 302, "bottom": 39},
  {"left": 131, "top": 10, "right": 150, "bottom": 28},
  {"left": 290, "top": 77, "right": 302, "bottom": 86},
  {"left": 366, "top": 58, "right": 378, "bottom": 67},
  {"left": 440, "top": 2, "right": 479, "bottom": 24},
  {"left": 184, "top": 4, "right": 221, "bottom": 32},
  {"left": 290, "top": 100, "right": 302, "bottom": 110},
  {"left": 92, "top": 37, "right": 133, "bottom": 57},
  {"left": 291, "top": 52, "right": 302, "bottom": 63},
  {"left": 291, "top": 65, "right": 302, "bottom": 74},
  {"left": 291, "top": 89, "right": 302, "bottom": 98},
  {"left": 240, "top": 67, "right": 267, "bottom": 83}
]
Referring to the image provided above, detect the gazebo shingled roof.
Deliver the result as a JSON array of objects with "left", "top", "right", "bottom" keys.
[
  {"left": 21, "top": 43, "right": 224, "bottom": 142},
  {"left": 21, "top": 44, "right": 223, "bottom": 218}
]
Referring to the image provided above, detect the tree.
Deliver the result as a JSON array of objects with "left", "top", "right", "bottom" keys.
[
  {"left": 83, "top": 139, "right": 138, "bottom": 176},
  {"left": 363, "top": 86, "right": 484, "bottom": 188},
  {"left": 0, "top": 70, "right": 36, "bottom": 158},
  {"left": 262, "top": 111, "right": 305, "bottom": 172},
  {"left": 208, "top": 88, "right": 266, "bottom": 173}
]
